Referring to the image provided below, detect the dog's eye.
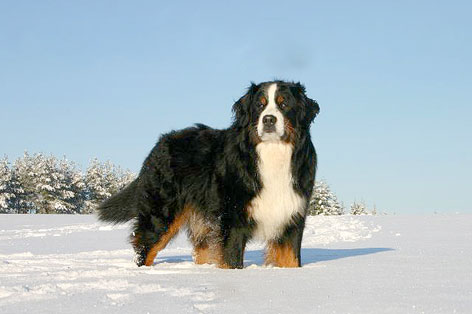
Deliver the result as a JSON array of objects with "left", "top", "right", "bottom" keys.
[
  {"left": 257, "top": 102, "right": 265, "bottom": 109},
  {"left": 279, "top": 103, "right": 287, "bottom": 109}
]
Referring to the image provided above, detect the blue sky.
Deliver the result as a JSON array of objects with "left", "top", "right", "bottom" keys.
[{"left": 1, "top": 1, "right": 471, "bottom": 213}]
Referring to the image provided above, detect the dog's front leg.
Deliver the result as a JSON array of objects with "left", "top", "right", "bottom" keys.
[
  {"left": 221, "top": 227, "right": 248, "bottom": 269},
  {"left": 265, "top": 214, "right": 306, "bottom": 268}
]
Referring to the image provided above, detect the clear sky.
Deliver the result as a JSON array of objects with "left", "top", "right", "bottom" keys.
[{"left": 1, "top": 1, "right": 471, "bottom": 214}]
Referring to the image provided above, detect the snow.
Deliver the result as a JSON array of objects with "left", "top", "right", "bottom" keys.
[{"left": 0, "top": 214, "right": 471, "bottom": 313}]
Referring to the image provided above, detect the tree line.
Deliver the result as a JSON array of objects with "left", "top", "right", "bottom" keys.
[
  {"left": 1, "top": 152, "right": 377, "bottom": 215},
  {"left": 0, "top": 153, "right": 135, "bottom": 214}
]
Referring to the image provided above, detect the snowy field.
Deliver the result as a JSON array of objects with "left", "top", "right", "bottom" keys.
[{"left": 0, "top": 214, "right": 471, "bottom": 314}]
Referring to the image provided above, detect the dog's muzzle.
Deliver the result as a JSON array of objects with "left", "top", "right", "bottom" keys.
[{"left": 262, "top": 114, "right": 277, "bottom": 133}]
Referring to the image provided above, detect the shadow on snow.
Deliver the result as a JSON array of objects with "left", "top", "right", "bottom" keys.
[{"left": 156, "top": 247, "right": 394, "bottom": 267}]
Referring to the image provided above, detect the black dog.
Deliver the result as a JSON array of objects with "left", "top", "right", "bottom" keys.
[{"left": 98, "top": 80, "right": 319, "bottom": 268}]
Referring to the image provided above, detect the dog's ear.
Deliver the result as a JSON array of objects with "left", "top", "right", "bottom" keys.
[
  {"left": 305, "top": 96, "right": 320, "bottom": 123},
  {"left": 232, "top": 82, "right": 258, "bottom": 127},
  {"left": 292, "top": 82, "right": 320, "bottom": 124}
]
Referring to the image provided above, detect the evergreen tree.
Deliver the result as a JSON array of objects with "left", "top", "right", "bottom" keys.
[
  {"left": 12, "top": 152, "right": 83, "bottom": 214},
  {"left": 0, "top": 157, "right": 15, "bottom": 213},
  {"left": 30, "top": 153, "right": 58, "bottom": 214},
  {"left": 308, "top": 180, "right": 344, "bottom": 215},
  {"left": 116, "top": 167, "right": 136, "bottom": 190},
  {"left": 13, "top": 152, "right": 37, "bottom": 213},
  {"left": 83, "top": 159, "right": 129, "bottom": 213},
  {"left": 67, "top": 160, "right": 87, "bottom": 213},
  {"left": 350, "top": 201, "right": 368, "bottom": 215},
  {"left": 4, "top": 152, "right": 135, "bottom": 214},
  {"left": 52, "top": 158, "right": 85, "bottom": 214},
  {"left": 8, "top": 169, "right": 29, "bottom": 214}
]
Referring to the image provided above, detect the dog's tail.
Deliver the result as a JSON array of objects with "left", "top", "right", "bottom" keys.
[{"left": 97, "top": 178, "right": 139, "bottom": 224}]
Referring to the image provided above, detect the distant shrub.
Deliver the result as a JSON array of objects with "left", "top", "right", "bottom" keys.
[{"left": 350, "top": 201, "right": 368, "bottom": 215}]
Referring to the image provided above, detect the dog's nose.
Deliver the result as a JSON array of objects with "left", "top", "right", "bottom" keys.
[{"left": 263, "top": 115, "right": 277, "bottom": 126}]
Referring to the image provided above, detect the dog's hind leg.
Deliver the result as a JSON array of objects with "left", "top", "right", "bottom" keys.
[
  {"left": 131, "top": 206, "right": 191, "bottom": 267},
  {"left": 187, "top": 210, "right": 224, "bottom": 266}
]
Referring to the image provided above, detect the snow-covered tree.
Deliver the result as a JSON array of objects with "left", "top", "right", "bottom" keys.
[
  {"left": 6, "top": 152, "right": 135, "bottom": 214},
  {"left": 83, "top": 159, "right": 134, "bottom": 213},
  {"left": 0, "top": 157, "right": 15, "bottom": 213},
  {"left": 12, "top": 153, "right": 83, "bottom": 214},
  {"left": 52, "top": 158, "right": 86, "bottom": 214},
  {"left": 12, "top": 152, "right": 38, "bottom": 213},
  {"left": 30, "top": 153, "right": 59, "bottom": 214},
  {"left": 8, "top": 170, "right": 28, "bottom": 214},
  {"left": 350, "top": 201, "right": 368, "bottom": 215},
  {"left": 308, "top": 180, "right": 344, "bottom": 215},
  {"left": 115, "top": 167, "right": 136, "bottom": 191},
  {"left": 84, "top": 159, "right": 107, "bottom": 213}
]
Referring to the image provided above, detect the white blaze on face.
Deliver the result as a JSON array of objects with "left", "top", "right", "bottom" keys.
[{"left": 257, "top": 83, "right": 285, "bottom": 141}]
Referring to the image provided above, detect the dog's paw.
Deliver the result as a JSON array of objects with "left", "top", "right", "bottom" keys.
[{"left": 133, "top": 250, "right": 147, "bottom": 267}]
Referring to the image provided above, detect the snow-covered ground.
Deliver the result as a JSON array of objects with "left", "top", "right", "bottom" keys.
[{"left": 0, "top": 214, "right": 471, "bottom": 314}]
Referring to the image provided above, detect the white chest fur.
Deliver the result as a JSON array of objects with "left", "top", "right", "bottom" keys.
[{"left": 249, "top": 142, "right": 305, "bottom": 241}]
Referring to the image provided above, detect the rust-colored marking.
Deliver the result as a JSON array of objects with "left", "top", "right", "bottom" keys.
[
  {"left": 194, "top": 245, "right": 211, "bottom": 265},
  {"left": 194, "top": 243, "right": 225, "bottom": 266},
  {"left": 283, "top": 119, "right": 296, "bottom": 145},
  {"left": 260, "top": 96, "right": 267, "bottom": 106},
  {"left": 265, "top": 241, "right": 299, "bottom": 268},
  {"left": 276, "top": 95, "right": 284, "bottom": 105},
  {"left": 217, "top": 263, "right": 231, "bottom": 269},
  {"left": 144, "top": 207, "right": 191, "bottom": 266}
]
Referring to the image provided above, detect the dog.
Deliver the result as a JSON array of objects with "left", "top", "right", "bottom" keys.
[{"left": 97, "top": 80, "right": 319, "bottom": 268}]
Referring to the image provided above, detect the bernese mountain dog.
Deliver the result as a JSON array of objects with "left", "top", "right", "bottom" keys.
[{"left": 97, "top": 80, "right": 320, "bottom": 268}]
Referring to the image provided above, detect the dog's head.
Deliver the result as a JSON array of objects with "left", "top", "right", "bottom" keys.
[{"left": 232, "top": 81, "right": 319, "bottom": 144}]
